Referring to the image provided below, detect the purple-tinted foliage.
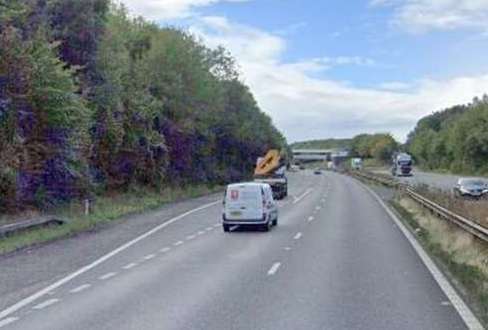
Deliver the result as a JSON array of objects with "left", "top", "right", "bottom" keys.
[
  {"left": 40, "top": 155, "right": 80, "bottom": 207},
  {"left": 15, "top": 99, "right": 36, "bottom": 138},
  {"left": 162, "top": 120, "right": 193, "bottom": 181},
  {"left": 16, "top": 171, "right": 40, "bottom": 206},
  {"left": 110, "top": 150, "right": 136, "bottom": 184},
  {"left": 0, "top": 98, "right": 9, "bottom": 120},
  {"left": 44, "top": 127, "right": 69, "bottom": 147}
]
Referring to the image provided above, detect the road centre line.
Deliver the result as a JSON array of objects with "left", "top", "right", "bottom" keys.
[
  {"left": 0, "top": 200, "right": 220, "bottom": 321},
  {"left": 267, "top": 262, "right": 282, "bottom": 276}
]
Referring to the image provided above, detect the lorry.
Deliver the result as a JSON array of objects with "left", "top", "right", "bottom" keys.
[
  {"left": 253, "top": 150, "right": 288, "bottom": 200},
  {"left": 391, "top": 152, "right": 413, "bottom": 177},
  {"left": 351, "top": 158, "right": 363, "bottom": 170}
]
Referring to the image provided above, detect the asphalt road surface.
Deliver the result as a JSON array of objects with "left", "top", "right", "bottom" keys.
[{"left": 0, "top": 171, "right": 481, "bottom": 330}]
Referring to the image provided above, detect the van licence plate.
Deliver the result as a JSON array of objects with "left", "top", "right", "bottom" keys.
[{"left": 230, "top": 211, "right": 242, "bottom": 216}]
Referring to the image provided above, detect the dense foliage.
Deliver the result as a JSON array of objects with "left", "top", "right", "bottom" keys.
[
  {"left": 0, "top": 0, "right": 286, "bottom": 212},
  {"left": 350, "top": 133, "right": 399, "bottom": 163},
  {"left": 407, "top": 96, "right": 488, "bottom": 175}
]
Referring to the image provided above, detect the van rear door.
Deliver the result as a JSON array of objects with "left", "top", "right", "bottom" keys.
[{"left": 225, "top": 185, "right": 263, "bottom": 220}]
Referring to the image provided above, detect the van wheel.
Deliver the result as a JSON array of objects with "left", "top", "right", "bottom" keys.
[
  {"left": 272, "top": 218, "right": 278, "bottom": 226},
  {"left": 262, "top": 222, "right": 270, "bottom": 232},
  {"left": 223, "top": 224, "right": 230, "bottom": 232}
]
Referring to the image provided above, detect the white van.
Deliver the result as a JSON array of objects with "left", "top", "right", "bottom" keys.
[{"left": 222, "top": 182, "right": 278, "bottom": 232}]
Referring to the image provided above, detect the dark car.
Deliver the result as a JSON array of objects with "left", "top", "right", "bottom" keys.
[
  {"left": 453, "top": 178, "right": 488, "bottom": 198},
  {"left": 314, "top": 168, "right": 322, "bottom": 175}
]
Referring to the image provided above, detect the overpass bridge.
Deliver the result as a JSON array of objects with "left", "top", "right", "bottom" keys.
[{"left": 292, "top": 149, "right": 349, "bottom": 162}]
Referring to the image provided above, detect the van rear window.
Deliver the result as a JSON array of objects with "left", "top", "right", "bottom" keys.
[{"left": 227, "top": 188, "right": 259, "bottom": 202}]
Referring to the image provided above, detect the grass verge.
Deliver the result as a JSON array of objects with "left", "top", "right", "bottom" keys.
[
  {"left": 390, "top": 197, "right": 488, "bottom": 326},
  {"left": 0, "top": 185, "right": 222, "bottom": 256}
]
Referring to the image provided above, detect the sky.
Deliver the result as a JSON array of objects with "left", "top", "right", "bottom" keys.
[{"left": 119, "top": 0, "right": 488, "bottom": 143}]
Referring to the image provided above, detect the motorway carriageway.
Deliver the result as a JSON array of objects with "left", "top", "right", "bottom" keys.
[{"left": 0, "top": 171, "right": 482, "bottom": 330}]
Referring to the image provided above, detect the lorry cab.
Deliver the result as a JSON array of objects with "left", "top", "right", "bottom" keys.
[{"left": 222, "top": 183, "right": 278, "bottom": 232}]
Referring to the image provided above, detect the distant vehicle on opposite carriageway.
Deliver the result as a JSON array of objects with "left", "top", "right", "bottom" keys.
[{"left": 391, "top": 153, "right": 413, "bottom": 177}]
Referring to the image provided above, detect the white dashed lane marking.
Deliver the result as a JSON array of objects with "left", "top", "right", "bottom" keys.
[
  {"left": 186, "top": 235, "right": 196, "bottom": 240},
  {"left": 267, "top": 262, "right": 282, "bottom": 276},
  {"left": 160, "top": 247, "right": 171, "bottom": 253},
  {"left": 99, "top": 272, "right": 117, "bottom": 280},
  {"left": 32, "top": 299, "right": 59, "bottom": 310},
  {"left": 122, "top": 263, "right": 137, "bottom": 270},
  {"left": 315, "top": 206, "right": 321, "bottom": 211},
  {"left": 69, "top": 284, "right": 91, "bottom": 294},
  {"left": 0, "top": 317, "right": 19, "bottom": 328},
  {"left": 293, "top": 232, "right": 302, "bottom": 240},
  {"left": 308, "top": 216, "right": 314, "bottom": 222},
  {"left": 197, "top": 231, "right": 206, "bottom": 235},
  {"left": 213, "top": 223, "right": 220, "bottom": 228},
  {"left": 143, "top": 254, "right": 156, "bottom": 261},
  {"left": 205, "top": 227, "right": 214, "bottom": 231},
  {"left": 173, "top": 241, "right": 184, "bottom": 247}
]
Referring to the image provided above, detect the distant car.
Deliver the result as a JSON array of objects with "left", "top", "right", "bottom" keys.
[
  {"left": 222, "top": 182, "right": 278, "bottom": 232},
  {"left": 314, "top": 169, "right": 322, "bottom": 175},
  {"left": 453, "top": 178, "right": 488, "bottom": 198},
  {"left": 289, "top": 164, "right": 300, "bottom": 172},
  {"left": 299, "top": 165, "right": 306, "bottom": 170}
]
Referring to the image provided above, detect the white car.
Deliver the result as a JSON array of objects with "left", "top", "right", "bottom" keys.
[{"left": 222, "top": 182, "right": 278, "bottom": 232}]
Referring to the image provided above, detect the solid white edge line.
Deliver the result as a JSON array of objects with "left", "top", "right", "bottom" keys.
[
  {"left": 360, "top": 181, "right": 483, "bottom": 330},
  {"left": 267, "top": 262, "right": 281, "bottom": 276},
  {"left": 32, "top": 298, "right": 59, "bottom": 310},
  {"left": 69, "top": 284, "right": 91, "bottom": 294},
  {"left": 0, "top": 200, "right": 220, "bottom": 321},
  {"left": 0, "top": 317, "right": 19, "bottom": 328}
]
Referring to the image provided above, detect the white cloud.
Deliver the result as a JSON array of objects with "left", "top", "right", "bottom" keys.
[
  {"left": 190, "top": 16, "right": 488, "bottom": 142},
  {"left": 371, "top": 0, "right": 488, "bottom": 33},
  {"left": 119, "top": 0, "right": 249, "bottom": 20}
]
